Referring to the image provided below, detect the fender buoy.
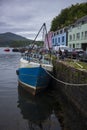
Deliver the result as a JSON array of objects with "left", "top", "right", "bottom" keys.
[{"left": 16, "top": 70, "right": 19, "bottom": 75}]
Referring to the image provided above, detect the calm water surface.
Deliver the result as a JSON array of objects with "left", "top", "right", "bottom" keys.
[
  {"left": 0, "top": 48, "right": 61, "bottom": 130},
  {"left": 0, "top": 48, "right": 87, "bottom": 130}
]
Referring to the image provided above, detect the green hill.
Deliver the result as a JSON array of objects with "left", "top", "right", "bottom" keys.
[{"left": 0, "top": 32, "right": 31, "bottom": 47}]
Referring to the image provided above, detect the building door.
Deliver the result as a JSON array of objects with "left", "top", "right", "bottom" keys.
[{"left": 82, "top": 43, "right": 87, "bottom": 51}]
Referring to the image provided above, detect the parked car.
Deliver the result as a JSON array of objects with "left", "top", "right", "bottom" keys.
[
  {"left": 79, "top": 51, "right": 87, "bottom": 62},
  {"left": 64, "top": 48, "right": 73, "bottom": 58},
  {"left": 71, "top": 48, "right": 84, "bottom": 59}
]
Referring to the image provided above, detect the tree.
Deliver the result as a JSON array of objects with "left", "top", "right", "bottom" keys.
[{"left": 50, "top": 2, "right": 87, "bottom": 31}]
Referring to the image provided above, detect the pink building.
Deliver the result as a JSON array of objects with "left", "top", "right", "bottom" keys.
[{"left": 44, "top": 31, "right": 53, "bottom": 49}]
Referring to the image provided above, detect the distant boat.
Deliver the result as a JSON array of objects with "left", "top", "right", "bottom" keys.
[
  {"left": 12, "top": 48, "right": 19, "bottom": 52},
  {"left": 16, "top": 23, "right": 53, "bottom": 95},
  {"left": 4, "top": 48, "right": 10, "bottom": 52}
]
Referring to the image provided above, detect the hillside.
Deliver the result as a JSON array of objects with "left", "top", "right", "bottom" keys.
[
  {"left": 50, "top": 2, "right": 87, "bottom": 31},
  {"left": 0, "top": 32, "right": 31, "bottom": 47}
]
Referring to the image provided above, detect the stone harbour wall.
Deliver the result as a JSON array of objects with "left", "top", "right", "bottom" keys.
[{"left": 53, "top": 60, "right": 87, "bottom": 117}]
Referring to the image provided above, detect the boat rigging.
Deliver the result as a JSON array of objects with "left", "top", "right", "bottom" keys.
[{"left": 28, "top": 23, "right": 51, "bottom": 55}]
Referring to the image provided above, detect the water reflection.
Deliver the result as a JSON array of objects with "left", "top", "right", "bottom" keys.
[
  {"left": 17, "top": 85, "right": 61, "bottom": 130},
  {"left": 17, "top": 82, "right": 87, "bottom": 130}
]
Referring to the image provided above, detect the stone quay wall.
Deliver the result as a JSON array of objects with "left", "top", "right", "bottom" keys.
[{"left": 53, "top": 60, "right": 87, "bottom": 117}]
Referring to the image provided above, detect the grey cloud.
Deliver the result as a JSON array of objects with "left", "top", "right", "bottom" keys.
[
  {"left": 0, "top": 22, "right": 9, "bottom": 26},
  {"left": 0, "top": 21, "right": 13, "bottom": 29},
  {"left": 0, "top": 0, "right": 86, "bottom": 39}
]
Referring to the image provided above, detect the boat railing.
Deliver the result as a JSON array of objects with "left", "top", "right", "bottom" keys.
[{"left": 21, "top": 52, "right": 52, "bottom": 65}]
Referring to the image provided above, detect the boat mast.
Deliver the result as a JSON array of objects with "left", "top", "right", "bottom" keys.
[{"left": 29, "top": 23, "right": 45, "bottom": 52}]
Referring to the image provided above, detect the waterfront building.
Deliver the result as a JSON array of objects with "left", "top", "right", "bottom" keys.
[
  {"left": 51, "top": 27, "right": 68, "bottom": 50},
  {"left": 68, "top": 15, "right": 87, "bottom": 50}
]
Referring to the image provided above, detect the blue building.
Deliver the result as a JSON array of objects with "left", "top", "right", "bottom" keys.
[{"left": 52, "top": 27, "right": 68, "bottom": 49}]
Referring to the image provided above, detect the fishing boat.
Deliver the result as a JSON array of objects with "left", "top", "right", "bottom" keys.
[{"left": 16, "top": 23, "right": 53, "bottom": 95}]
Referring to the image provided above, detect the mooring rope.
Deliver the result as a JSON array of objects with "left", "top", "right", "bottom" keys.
[{"left": 43, "top": 68, "right": 87, "bottom": 86}]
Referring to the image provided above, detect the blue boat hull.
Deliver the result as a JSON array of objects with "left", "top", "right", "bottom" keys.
[{"left": 17, "top": 66, "right": 51, "bottom": 95}]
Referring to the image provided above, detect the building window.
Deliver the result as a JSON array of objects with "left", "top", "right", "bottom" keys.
[
  {"left": 73, "top": 34, "right": 75, "bottom": 40},
  {"left": 76, "top": 33, "right": 80, "bottom": 39},
  {"left": 54, "top": 33, "right": 56, "bottom": 36},
  {"left": 76, "top": 43, "right": 79, "bottom": 48},
  {"left": 55, "top": 38, "right": 57, "bottom": 44},
  {"left": 64, "top": 28, "right": 67, "bottom": 32},
  {"left": 58, "top": 38, "right": 60, "bottom": 43},
  {"left": 57, "top": 31, "right": 59, "bottom": 35},
  {"left": 81, "top": 32, "right": 84, "bottom": 39},
  {"left": 52, "top": 39, "right": 54, "bottom": 44},
  {"left": 60, "top": 30, "right": 62, "bottom": 34},
  {"left": 69, "top": 35, "right": 72, "bottom": 41},
  {"left": 85, "top": 31, "right": 87, "bottom": 38},
  {"left": 62, "top": 36, "right": 64, "bottom": 42},
  {"left": 69, "top": 44, "right": 72, "bottom": 48}
]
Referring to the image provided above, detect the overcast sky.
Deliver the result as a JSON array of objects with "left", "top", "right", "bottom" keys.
[{"left": 0, "top": 0, "right": 86, "bottom": 40}]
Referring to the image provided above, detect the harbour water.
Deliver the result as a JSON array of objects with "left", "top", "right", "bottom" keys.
[{"left": 0, "top": 48, "right": 87, "bottom": 130}]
